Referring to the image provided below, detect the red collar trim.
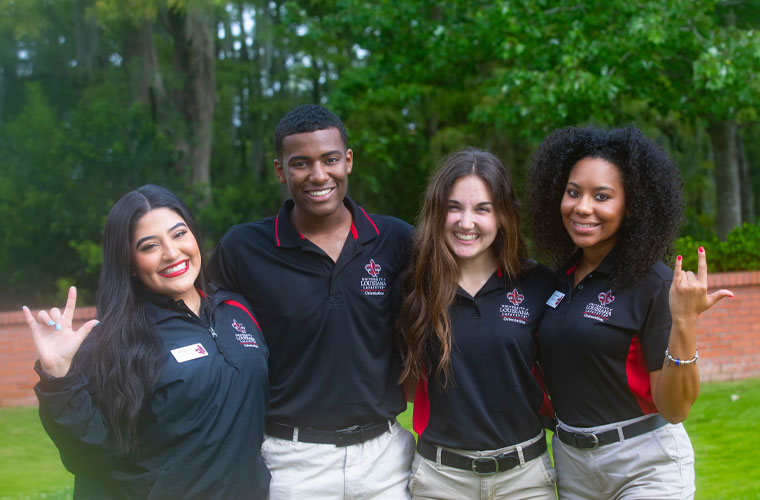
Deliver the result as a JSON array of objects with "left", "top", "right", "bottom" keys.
[
  {"left": 359, "top": 206, "right": 380, "bottom": 235},
  {"left": 350, "top": 222, "right": 358, "bottom": 239},
  {"left": 274, "top": 214, "right": 281, "bottom": 247},
  {"left": 566, "top": 261, "right": 579, "bottom": 276}
]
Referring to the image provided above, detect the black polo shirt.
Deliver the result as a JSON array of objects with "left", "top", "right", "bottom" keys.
[
  {"left": 207, "top": 196, "right": 413, "bottom": 430},
  {"left": 414, "top": 264, "right": 556, "bottom": 450},
  {"left": 537, "top": 250, "right": 672, "bottom": 427}
]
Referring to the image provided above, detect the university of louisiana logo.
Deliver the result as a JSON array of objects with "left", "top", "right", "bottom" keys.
[
  {"left": 598, "top": 290, "right": 615, "bottom": 306},
  {"left": 500, "top": 288, "right": 530, "bottom": 325},
  {"left": 507, "top": 288, "right": 524, "bottom": 306},
  {"left": 360, "top": 258, "right": 387, "bottom": 296},
  {"left": 231, "top": 319, "right": 246, "bottom": 334},
  {"left": 365, "top": 259, "right": 382, "bottom": 277},
  {"left": 231, "top": 318, "right": 259, "bottom": 347},
  {"left": 583, "top": 290, "right": 615, "bottom": 322}
]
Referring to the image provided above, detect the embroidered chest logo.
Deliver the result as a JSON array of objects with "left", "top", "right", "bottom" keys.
[
  {"left": 499, "top": 288, "right": 531, "bottom": 324},
  {"left": 365, "top": 259, "right": 382, "bottom": 277},
  {"left": 598, "top": 290, "right": 615, "bottom": 306},
  {"left": 232, "top": 318, "right": 259, "bottom": 348},
  {"left": 360, "top": 258, "right": 388, "bottom": 296},
  {"left": 583, "top": 290, "right": 615, "bottom": 322},
  {"left": 507, "top": 289, "right": 524, "bottom": 306}
]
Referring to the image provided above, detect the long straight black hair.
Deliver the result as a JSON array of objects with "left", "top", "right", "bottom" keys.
[{"left": 90, "top": 184, "right": 205, "bottom": 453}]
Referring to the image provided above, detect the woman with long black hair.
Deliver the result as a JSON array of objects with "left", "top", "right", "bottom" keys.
[
  {"left": 400, "top": 149, "right": 557, "bottom": 499},
  {"left": 23, "top": 184, "right": 270, "bottom": 499}
]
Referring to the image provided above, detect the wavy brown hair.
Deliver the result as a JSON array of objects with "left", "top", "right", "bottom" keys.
[{"left": 399, "top": 148, "right": 529, "bottom": 386}]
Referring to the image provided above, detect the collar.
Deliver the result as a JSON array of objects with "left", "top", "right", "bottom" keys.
[
  {"left": 272, "top": 195, "right": 380, "bottom": 248},
  {"left": 136, "top": 281, "right": 215, "bottom": 321},
  {"left": 455, "top": 268, "right": 505, "bottom": 298},
  {"left": 561, "top": 246, "right": 621, "bottom": 279}
]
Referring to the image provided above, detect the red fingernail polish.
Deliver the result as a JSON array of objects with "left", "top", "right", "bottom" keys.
[
  {"left": 677, "top": 255, "right": 682, "bottom": 261},
  {"left": 699, "top": 246, "right": 704, "bottom": 253}
]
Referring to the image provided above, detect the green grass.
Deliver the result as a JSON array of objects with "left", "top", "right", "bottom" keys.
[
  {"left": 2, "top": 378, "right": 758, "bottom": 499},
  {"left": 683, "top": 377, "right": 760, "bottom": 500},
  {"left": 0, "top": 407, "right": 73, "bottom": 500}
]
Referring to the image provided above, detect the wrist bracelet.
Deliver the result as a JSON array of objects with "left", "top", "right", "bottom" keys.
[{"left": 665, "top": 347, "right": 699, "bottom": 367}]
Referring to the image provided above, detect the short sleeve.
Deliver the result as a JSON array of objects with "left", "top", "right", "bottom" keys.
[
  {"left": 206, "top": 230, "right": 243, "bottom": 293},
  {"left": 640, "top": 276, "right": 672, "bottom": 372}
]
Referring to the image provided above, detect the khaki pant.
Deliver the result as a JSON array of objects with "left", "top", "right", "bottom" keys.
[
  {"left": 408, "top": 432, "right": 557, "bottom": 500},
  {"left": 262, "top": 420, "right": 415, "bottom": 500},
  {"left": 553, "top": 416, "right": 695, "bottom": 500}
]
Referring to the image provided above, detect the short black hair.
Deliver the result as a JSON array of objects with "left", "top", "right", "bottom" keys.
[
  {"left": 528, "top": 125, "right": 684, "bottom": 289},
  {"left": 273, "top": 104, "right": 348, "bottom": 158}
]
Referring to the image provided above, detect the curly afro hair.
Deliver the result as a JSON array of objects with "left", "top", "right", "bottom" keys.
[{"left": 528, "top": 125, "right": 683, "bottom": 289}]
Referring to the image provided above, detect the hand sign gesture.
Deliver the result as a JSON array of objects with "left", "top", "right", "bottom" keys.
[
  {"left": 669, "top": 247, "right": 734, "bottom": 322},
  {"left": 22, "top": 286, "right": 99, "bottom": 378}
]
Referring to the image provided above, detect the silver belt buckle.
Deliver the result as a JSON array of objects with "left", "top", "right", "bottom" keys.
[
  {"left": 471, "top": 456, "right": 499, "bottom": 476},
  {"left": 583, "top": 432, "right": 600, "bottom": 449}
]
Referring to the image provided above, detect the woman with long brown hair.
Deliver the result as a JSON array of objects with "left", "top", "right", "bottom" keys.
[{"left": 400, "top": 149, "right": 556, "bottom": 499}]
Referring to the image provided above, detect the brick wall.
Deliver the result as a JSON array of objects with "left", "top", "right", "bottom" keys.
[
  {"left": 0, "top": 306, "right": 96, "bottom": 406},
  {"left": 1, "top": 271, "right": 758, "bottom": 406},
  {"left": 695, "top": 271, "right": 760, "bottom": 381}
]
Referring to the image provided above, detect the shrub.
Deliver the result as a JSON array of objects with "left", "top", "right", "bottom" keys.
[{"left": 674, "top": 223, "right": 760, "bottom": 272}]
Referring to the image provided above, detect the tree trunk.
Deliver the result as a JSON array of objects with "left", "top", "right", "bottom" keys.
[
  {"left": 0, "top": 66, "right": 4, "bottom": 127},
  {"left": 707, "top": 120, "right": 742, "bottom": 239},
  {"left": 124, "top": 22, "right": 166, "bottom": 115},
  {"left": 73, "top": 0, "right": 99, "bottom": 73},
  {"left": 241, "top": 1, "right": 266, "bottom": 180},
  {"left": 168, "top": 5, "right": 215, "bottom": 205},
  {"left": 187, "top": 7, "right": 215, "bottom": 204},
  {"left": 737, "top": 126, "right": 756, "bottom": 224}
]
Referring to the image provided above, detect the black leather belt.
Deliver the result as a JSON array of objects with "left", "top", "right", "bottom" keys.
[
  {"left": 265, "top": 420, "right": 391, "bottom": 447},
  {"left": 556, "top": 414, "right": 668, "bottom": 449},
  {"left": 417, "top": 435, "right": 547, "bottom": 476}
]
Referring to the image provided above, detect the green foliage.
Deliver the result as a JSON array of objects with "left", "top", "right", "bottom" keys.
[
  {"left": 2, "top": 0, "right": 760, "bottom": 307},
  {"left": 196, "top": 177, "right": 284, "bottom": 249},
  {"left": 675, "top": 222, "right": 760, "bottom": 272},
  {"left": 0, "top": 78, "right": 179, "bottom": 307}
]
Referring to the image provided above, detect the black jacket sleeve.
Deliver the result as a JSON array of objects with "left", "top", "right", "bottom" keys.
[{"left": 35, "top": 352, "right": 122, "bottom": 476}]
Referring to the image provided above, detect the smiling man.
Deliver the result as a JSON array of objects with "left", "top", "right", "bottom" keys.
[{"left": 207, "top": 105, "right": 415, "bottom": 499}]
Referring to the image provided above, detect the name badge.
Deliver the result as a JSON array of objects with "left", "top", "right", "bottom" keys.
[
  {"left": 546, "top": 290, "right": 565, "bottom": 308},
  {"left": 171, "top": 343, "right": 209, "bottom": 363}
]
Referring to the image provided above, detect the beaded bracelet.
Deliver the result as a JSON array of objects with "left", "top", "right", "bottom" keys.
[{"left": 664, "top": 347, "right": 699, "bottom": 366}]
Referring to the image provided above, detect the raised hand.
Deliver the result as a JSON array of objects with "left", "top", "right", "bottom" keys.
[
  {"left": 22, "top": 286, "right": 99, "bottom": 378},
  {"left": 669, "top": 247, "right": 734, "bottom": 322}
]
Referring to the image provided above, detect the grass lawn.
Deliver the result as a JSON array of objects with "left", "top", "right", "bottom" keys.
[
  {"left": 683, "top": 377, "right": 760, "bottom": 500},
  {"left": 2, "top": 377, "right": 758, "bottom": 499},
  {"left": 0, "top": 406, "right": 73, "bottom": 500}
]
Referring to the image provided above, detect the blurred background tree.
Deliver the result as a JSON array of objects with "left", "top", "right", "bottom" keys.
[{"left": 1, "top": 0, "right": 758, "bottom": 307}]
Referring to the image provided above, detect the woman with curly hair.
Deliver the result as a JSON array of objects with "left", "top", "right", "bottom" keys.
[
  {"left": 400, "top": 148, "right": 557, "bottom": 499},
  {"left": 528, "top": 126, "right": 732, "bottom": 499}
]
